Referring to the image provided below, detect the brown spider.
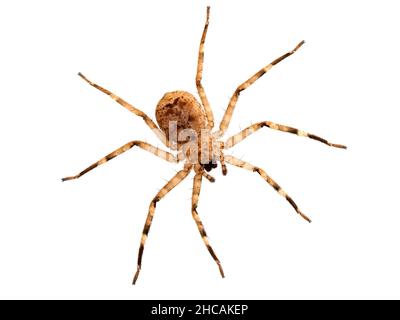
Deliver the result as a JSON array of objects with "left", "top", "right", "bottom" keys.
[{"left": 62, "top": 7, "right": 346, "bottom": 284}]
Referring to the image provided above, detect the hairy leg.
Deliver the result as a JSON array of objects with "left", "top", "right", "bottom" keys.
[
  {"left": 192, "top": 166, "right": 224, "bottom": 278},
  {"left": 133, "top": 164, "right": 192, "bottom": 284},
  {"left": 219, "top": 41, "right": 305, "bottom": 135},
  {"left": 219, "top": 142, "right": 227, "bottom": 175},
  {"left": 196, "top": 6, "right": 214, "bottom": 129},
  {"left": 202, "top": 171, "right": 216, "bottom": 182},
  {"left": 225, "top": 155, "right": 311, "bottom": 223},
  {"left": 62, "top": 141, "right": 179, "bottom": 181},
  {"left": 78, "top": 73, "right": 168, "bottom": 146},
  {"left": 224, "top": 121, "right": 347, "bottom": 149}
]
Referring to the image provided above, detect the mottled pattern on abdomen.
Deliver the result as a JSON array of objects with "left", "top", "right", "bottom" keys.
[{"left": 156, "top": 91, "right": 206, "bottom": 146}]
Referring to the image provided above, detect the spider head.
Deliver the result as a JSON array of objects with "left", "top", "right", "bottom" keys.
[{"left": 203, "top": 161, "right": 218, "bottom": 172}]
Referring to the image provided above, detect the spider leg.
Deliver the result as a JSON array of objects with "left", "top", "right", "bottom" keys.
[
  {"left": 224, "top": 155, "right": 312, "bottom": 223},
  {"left": 219, "top": 142, "right": 228, "bottom": 175},
  {"left": 78, "top": 73, "right": 168, "bottom": 146},
  {"left": 196, "top": 6, "right": 214, "bottom": 129},
  {"left": 202, "top": 171, "right": 216, "bottom": 183},
  {"left": 219, "top": 41, "right": 305, "bottom": 135},
  {"left": 133, "top": 164, "right": 192, "bottom": 284},
  {"left": 224, "top": 121, "right": 347, "bottom": 149},
  {"left": 62, "top": 141, "right": 179, "bottom": 181},
  {"left": 192, "top": 166, "right": 225, "bottom": 278}
]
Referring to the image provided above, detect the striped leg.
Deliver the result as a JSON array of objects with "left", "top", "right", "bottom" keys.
[
  {"left": 219, "top": 152, "right": 228, "bottom": 176},
  {"left": 219, "top": 142, "right": 227, "bottom": 175},
  {"left": 196, "top": 6, "right": 214, "bottom": 129},
  {"left": 219, "top": 41, "right": 305, "bottom": 135},
  {"left": 133, "top": 165, "right": 192, "bottom": 284},
  {"left": 192, "top": 167, "right": 225, "bottom": 278},
  {"left": 225, "top": 121, "right": 347, "bottom": 149},
  {"left": 62, "top": 141, "right": 179, "bottom": 181},
  {"left": 224, "top": 155, "right": 311, "bottom": 223},
  {"left": 78, "top": 73, "right": 168, "bottom": 146},
  {"left": 202, "top": 171, "right": 216, "bottom": 183}
]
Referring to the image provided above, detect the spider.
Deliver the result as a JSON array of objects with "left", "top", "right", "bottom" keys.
[{"left": 62, "top": 7, "right": 346, "bottom": 284}]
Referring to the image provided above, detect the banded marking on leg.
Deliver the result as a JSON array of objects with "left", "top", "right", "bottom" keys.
[
  {"left": 219, "top": 142, "right": 227, "bottom": 176},
  {"left": 224, "top": 155, "right": 311, "bottom": 223},
  {"left": 224, "top": 121, "right": 347, "bottom": 149},
  {"left": 196, "top": 6, "right": 214, "bottom": 129},
  {"left": 78, "top": 73, "right": 167, "bottom": 146},
  {"left": 192, "top": 170, "right": 224, "bottom": 278},
  {"left": 219, "top": 41, "right": 305, "bottom": 135},
  {"left": 133, "top": 165, "right": 192, "bottom": 284},
  {"left": 62, "top": 141, "right": 179, "bottom": 181},
  {"left": 133, "top": 196, "right": 158, "bottom": 285},
  {"left": 220, "top": 153, "right": 227, "bottom": 176},
  {"left": 202, "top": 172, "right": 216, "bottom": 183}
]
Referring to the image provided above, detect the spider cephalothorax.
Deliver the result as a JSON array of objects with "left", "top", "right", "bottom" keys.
[{"left": 62, "top": 7, "right": 346, "bottom": 284}]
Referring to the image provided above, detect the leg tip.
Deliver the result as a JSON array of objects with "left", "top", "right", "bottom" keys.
[
  {"left": 132, "top": 269, "right": 140, "bottom": 285},
  {"left": 61, "top": 176, "right": 76, "bottom": 182},
  {"left": 332, "top": 143, "right": 347, "bottom": 149},
  {"left": 78, "top": 72, "right": 90, "bottom": 83},
  {"left": 218, "top": 263, "right": 225, "bottom": 278},
  {"left": 206, "top": 6, "right": 210, "bottom": 20},
  {"left": 294, "top": 40, "right": 305, "bottom": 52},
  {"left": 300, "top": 212, "right": 312, "bottom": 223}
]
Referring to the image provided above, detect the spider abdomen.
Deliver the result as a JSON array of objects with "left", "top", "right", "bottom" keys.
[{"left": 156, "top": 91, "right": 206, "bottom": 146}]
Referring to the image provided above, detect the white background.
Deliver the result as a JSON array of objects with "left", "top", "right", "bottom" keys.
[{"left": 0, "top": 0, "right": 399, "bottom": 299}]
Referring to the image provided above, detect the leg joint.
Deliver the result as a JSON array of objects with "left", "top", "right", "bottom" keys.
[
  {"left": 152, "top": 196, "right": 160, "bottom": 207},
  {"left": 253, "top": 167, "right": 261, "bottom": 174},
  {"left": 131, "top": 140, "right": 140, "bottom": 146}
]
